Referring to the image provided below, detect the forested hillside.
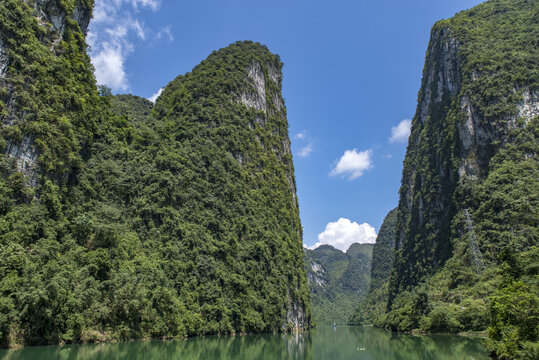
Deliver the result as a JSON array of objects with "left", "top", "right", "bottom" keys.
[
  {"left": 377, "top": 1, "right": 537, "bottom": 358},
  {"left": 304, "top": 243, "right": 373, "bottom": 325},
  {"left": 0, "top": 0, "right": 310, "bottom": 347},
  {"left": 349, "top": 208, "right": 397, "bottom": 325}
]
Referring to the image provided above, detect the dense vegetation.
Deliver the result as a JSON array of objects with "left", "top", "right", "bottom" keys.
[
  {"left": 304, "top": 243, "right": 373, "bottom": 325},
  {"left": 0, "top": 1, "right": 310, "bottom": 347},
  {"left": 377, "top": 1, "right": 537, "bottom": 358},
  {"left": 349, "top": 209, "right": 397, "bottom": 325}
]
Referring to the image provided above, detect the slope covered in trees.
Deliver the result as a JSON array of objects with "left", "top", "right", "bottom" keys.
[
  {"left": 349, "top": 208, "right": 397, "bottom": 325},
  {"left": 0, "top": 0, "right": 310, "bottom": 347},
  {"left": 304, "top": 243, "right": 373, "bottom": 325},
  {"left": 377, "top": 1, "right": 537, "bottom": 358}
]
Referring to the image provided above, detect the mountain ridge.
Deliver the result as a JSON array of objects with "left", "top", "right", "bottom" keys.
[{"left": 304, "top": 242, "right": 373, "bottom": 324}]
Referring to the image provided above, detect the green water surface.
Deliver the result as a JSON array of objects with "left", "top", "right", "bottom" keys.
[{"left": 0, "top": 326, "right": 489, "bottom": 359}]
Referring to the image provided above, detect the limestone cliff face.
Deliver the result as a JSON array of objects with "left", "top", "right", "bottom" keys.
[
  {"left": 389, "top": 0, "right": 538, "bottom": 306},
  {"left": 0, "top": 0, "right": 95, "bottom": 187},
  {"left": 239, "top": 60, "right": 297, "bottom": 206},
  {"left": 237, "top": 56, "right": 305, "bottom": 329},
  {"left": 28, "top": 0, "right": 92, "bottom": 37}
]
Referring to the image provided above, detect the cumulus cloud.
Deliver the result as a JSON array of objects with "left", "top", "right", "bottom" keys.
[
  {"left": 390, "top": 119, "right": 412, "bottom": 143},
  {"left": 92, "top": 44, "right": 130, "bottom": 90},
  {"left": 90, "top": 0, "right": 170, "bottom": 91},
  {"left": 330, "top": 148, "right": 373, "bottom": 180},
  {"left": 311, "top": 218, "right": 377, "bottom": 252},
  {"left": 148, "top": 87, "right": 163, "bottom": 103}
]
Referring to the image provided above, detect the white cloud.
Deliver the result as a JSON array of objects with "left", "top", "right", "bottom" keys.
[
  {"left": 131, "top": 0, "right": 161, "bottom": 11},
  {"left": 132, "top": 20, "right": 146, "bottom": 40},
  {"left": 298, "top": 142, "right": 314, "bottom": 158},
  {"left": 90, "top": 0, "right": 170, "bottom": 91},
  {"left": 390, "top": 119, "right": 412, "bottom": 143},
  {"left": 330, "top": 148, "right": 373, "bottom": 180},
  {"left": 294, "top": 131, "right": 307, "bottom": 140},
  {"left": 293, "top": 130, "right": 315, "bottom": 158},
  {"left": 148, "top": 88, "right": 163, "bottom": 102},
  {"left": 92, "top": 44, "right": 129, "bottom": 91},
  {"left": 92, "top": 1, "right": 114, "bottom": 23},
  {"left": 155, "top": 26, "right": 174, "bottom": 42},
  {"left": 311, "top": 218, "right": 377, "bottom": 252}
]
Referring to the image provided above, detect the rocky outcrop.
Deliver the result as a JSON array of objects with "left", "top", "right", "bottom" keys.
[
  {"left": 240, "top": 62, "right": 267, "bottom": 112},
  {"left": 29, "top": 0, "right": 92, "bottom": 36},
  {"left": 284, "top": 298, "right": 308, "bottom": 331},
  {"left": 458, "top": 89, "right": 539, "bottom": 178},
  {"left": 238, "top": 60, "right": 297, "bottom": 207},
  {"left": 306, "top": 260, "right": 326, "bottom": 287},
  {"left": 4, "top": 136, "right": 39, "bottom": 187},
  {"left": 0, "top": 38, "right": 8, "bottom": 79}
]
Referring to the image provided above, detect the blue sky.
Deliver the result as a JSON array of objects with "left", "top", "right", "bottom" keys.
[{"left": 89, "top": 0, "right": 484, "bottom": 251}]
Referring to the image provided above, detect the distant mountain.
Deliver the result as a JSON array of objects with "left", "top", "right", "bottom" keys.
[{"left": 304, "top": 243, "right": 373, "bottom": 324}]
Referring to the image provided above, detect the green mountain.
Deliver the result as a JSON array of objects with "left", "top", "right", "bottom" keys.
[
  {"left": 0, "top": 0, "right": 310, "bottom": 347},
  {"left": 349, "top": 208, "right": 397, "bottom": 325},
  {"left": 373, "top": 1, "right": 537, "bottom": 358},
  {"left": 304, "top": 243, "right": 373, "bottom": 325}
]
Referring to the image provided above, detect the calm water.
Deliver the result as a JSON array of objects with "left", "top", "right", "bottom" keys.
[{"left": 0, "top": 326, "right": 489, "bottom": 360}]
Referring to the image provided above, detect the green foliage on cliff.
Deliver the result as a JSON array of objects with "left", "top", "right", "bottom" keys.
[
  {"left": 0, "top": 2, "right": 310, "bottom": 345},
  {"left": 304, "top": 244, "right": 373, "bottom": 325},
  {"left": 381, "top": 1, "right": 538, "bottom": 357},
  {"left": 486, "top": 247, "right": 538, "bottom": 360},
  {"left": 0, "top": 0, "right": 98, "bottom": 179},
  {"left": 349, "top": 208, "right": 397, "bottom": 325}
]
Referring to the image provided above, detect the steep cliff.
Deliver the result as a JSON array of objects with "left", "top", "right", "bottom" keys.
[
  {"left": 383, "top": 0, "right": 537, "bottom": 356},
  {"left": 0, "top": 1, "right": 310, "bottom": 346},
  {"left": 147, "top": 41, "right": 311, "bottom": 333},
  {"left": 304, "top": 243, "right": 373, "bottom": 324},
  {"left": 349, "top": 208, "right": 397, "bottom": 325},
  {"left": 0, "top": 0, "right": 97, "bottom": 187}
]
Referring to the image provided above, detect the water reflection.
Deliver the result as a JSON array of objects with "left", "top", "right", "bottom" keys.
[
  {"left": 0, "top": 326, "right": 488, "bottom": 360},
  {"left": 311, "top": 326, "right": 488, "bottom": 360}
]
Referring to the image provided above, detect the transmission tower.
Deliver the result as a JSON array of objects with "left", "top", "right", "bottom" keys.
[{"left": 464, "top": 209, "right": 485, "bottom": 275}]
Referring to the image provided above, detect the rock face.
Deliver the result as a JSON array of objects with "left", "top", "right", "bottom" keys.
[
  {"left": 388, "top": 0, "right": 538, "bottom": 316},
  {"left": 304, "top": 243, "right": 373, "bottom": 324},
  {"left": 0, "top": 0, "right": 96, "bottom": 187},
  {"left": 30, "top": 0, "right": 92, "bottom": 36},
  {"left": 238, "top": 60, "right": 296, "bottom": 205}
]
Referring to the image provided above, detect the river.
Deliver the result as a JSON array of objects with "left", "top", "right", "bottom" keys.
[{"left": 0, "top": 325, "right": 489, "bottom": 359}]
